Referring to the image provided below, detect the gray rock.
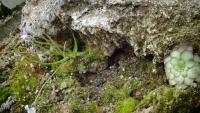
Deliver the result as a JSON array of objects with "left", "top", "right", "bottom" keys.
[
  {"left": 20, "top": 0, "right": 200, "bottom": 61},
  {"left": 0, "top": 11, "right": 21, "bottom": 39}
]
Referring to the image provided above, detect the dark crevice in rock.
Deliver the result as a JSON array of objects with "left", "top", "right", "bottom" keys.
[
  {"left": 73, "top": 31, "right": 85, "bottom": 52},
  {"left": 107, "top": 42, "right": 134, "bottom": 68},
  {"left": 144, "top": 54, "right": 154, "bottom": 62},
  {"left": 56, "top": 29, "right": 85, "bottom": 52},
  {"left": 0, "top": 5, "right": 12, "bottom": 19}
]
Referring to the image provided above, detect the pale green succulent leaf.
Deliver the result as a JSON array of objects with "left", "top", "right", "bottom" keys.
[
  {"left": 175, "top": 76, "right": 184, "bottom": 84},
  {"left": 170, "top": 50, "right": 181, "bottom": 59},
  {"left": 184, "top": 78, "right": 193, "bottom": 85},
  {"left": 186, "top": 61, "right": 195, "bottom": 68},
  {"left": 170, "top": 58, "right": 179, "bottom": 65},
  {"left": 194, "top": 54, "right": 200, "bottom": 63},
  {"left": 187, "top": 67, "right": 199, "bottom": 79},
  {"left": 0, "top": 0, "right": 25, "bottom": 9},
  {"left": 167, "top": 73, "right": 174, "bottom": 80},
  {"left": 164, "top": 56, "right": 171, "bottom": 64},
  {"left": 181, "top": 51, "right": 193, "bottom": 61},
  {"left": 196, "top": 76, "right": 200, "bottom": 82},
  {"left": 177, "top": 84, "right": 187, "bottom": 89}
]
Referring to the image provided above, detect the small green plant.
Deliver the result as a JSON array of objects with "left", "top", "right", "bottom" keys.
[
  {"left": 30, "top": 30, "right": 105, "bottom": 75},
  {"left": 0, "top": 88, "right": 11, "bottom": 104},
  {"left": 102, "top": 83, "right": 130, "bottom": 105},
  {"left": 164, "top": 46, "right": 200, "bottom": 89}
]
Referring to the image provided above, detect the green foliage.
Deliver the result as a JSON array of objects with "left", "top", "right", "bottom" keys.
[
  {"left": 0, "top": 57, "right": 40, "bottom": 105},
  {"left": 135, "top": 87, "right": 186, "bottom": 112},
  {"left": 102, "top": 83, "right": 129, "bottom": 105},
  {"left": 69, "top": 98, "right": 84, "bottom": 113},
  {"left": 31, "top": 32, "right": 105, "bottom": 76},
  {"left": 86, "top": 102, "right": 98, "bottom": 113},
  {"left": 0, "top": 88, "right": 11, "bottom": 104},
  {"left": 67, "top": 87, "right": 91, "bottom": 113},
  {"left": 115, "top": 98, "right": 138, "bottom": 113},
  {"left": 70, "top": 100, "right": 100, "bottom": 113},
  {"left": 10, "top": 59, "right": 39, "bottom": 102},
  {"left": 142, "top": 63, "right": 154, "bottom": 72}
]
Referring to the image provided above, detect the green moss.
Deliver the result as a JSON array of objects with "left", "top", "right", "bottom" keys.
[
  {"left": 68, "top": 100, "right": 100, "bottom": 113},
  {"left": 119, "top": 64, "right": 135, "bottom": 77},
  {"left": 86, "top": 101, "right": 99, "bottom": 113},
  {"left": 69, "top": 98, "right": 84, "bottom": 113},
  {"left": 67, "top": 89, "right": 96, "bottom": 113},
  {"left": 170, "top": 85, "right": 200, "bottom": 113},
  {"left": 0, "top": 87, "right": 11, "bottom": 104},
  {"left": 115, "top": 97, "right": 138, "bottom": 113},
  {"left": 142, "top": 63, "right": 155, "bottom": 72},
  {"left": 134, "top": 87, "right": 199, "bottom": 113},
  {"left": 10, "top": 59, "right": 40, "bottom": 102},
  {"left": 102, "top": 83, "right": 130, "bottom": 105}
]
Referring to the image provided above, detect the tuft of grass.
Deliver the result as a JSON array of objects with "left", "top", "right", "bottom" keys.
[
  {"left": 30, "top": 31, "right": 105, "bottom": 76},
  {"left": 0, "top": 88, "right": 11, "bottom": 104}
]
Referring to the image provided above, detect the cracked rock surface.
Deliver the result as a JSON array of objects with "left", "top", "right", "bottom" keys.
[{"left": 20, "top": 0, "right": 200, "bottom": 61}]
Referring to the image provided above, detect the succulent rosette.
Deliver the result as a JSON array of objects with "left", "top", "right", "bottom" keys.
[{"left": 164, "top": 46, "right": 200, "bottom": 89}]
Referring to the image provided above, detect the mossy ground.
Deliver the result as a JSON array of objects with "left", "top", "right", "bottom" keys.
[{"left": 0, "top": 33, "right": 200, "bottom": 113}]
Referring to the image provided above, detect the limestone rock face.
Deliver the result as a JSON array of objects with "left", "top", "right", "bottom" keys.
[{"left": 20, "top": 0, "right": 200, "bottom": 61}]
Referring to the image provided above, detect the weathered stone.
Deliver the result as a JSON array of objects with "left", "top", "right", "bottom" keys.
[
  {"left": 20, "top": 0, "right": 200, "bottom": 61},
  {"left": 0, "top": 11, "right": 21, "bottom": 39}
]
